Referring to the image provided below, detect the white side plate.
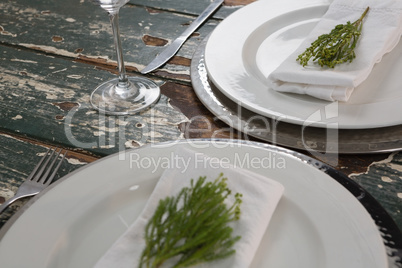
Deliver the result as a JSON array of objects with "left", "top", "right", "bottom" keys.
[{"left": 205, "top": 0, "right": 402, "bottom": 129}]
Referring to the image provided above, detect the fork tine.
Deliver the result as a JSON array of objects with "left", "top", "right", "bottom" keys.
[
  {"left": 38, "top": 148, "right": 65, "bottom": 185},
  {"left": 32, "top": 148, "right": 56, "bottom": 183},
  {"left": 0, "top": 148, "right": 66, "bottom": 215},
  {"left": 44, "top": 151, "right": 66, "bottom": 186},
  {"left": 26, "top": 148, "right": 52, "bottom": 181}
]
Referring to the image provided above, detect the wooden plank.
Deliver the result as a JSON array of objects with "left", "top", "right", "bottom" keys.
[
  {"left": 0, "top": 133, "right": 93, "bottom": 228},
  {"left": 129, "top": 0, "right": 255, "bottom": 19},
  {"left": 350, "top": 153, "right": 402, "bottom": 231},
  {"left": 161, "top": 82, "right": 242, "bottom": 140},
  {"left": 0, "top": 45, "right": 187, "bottom": 156},
  {"left": 0, "top": 0, "right": 225, "bottom": 80}
]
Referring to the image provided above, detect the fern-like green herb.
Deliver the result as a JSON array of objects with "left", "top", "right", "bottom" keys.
[
  {"left": 297, "top": 7, "right": 369, "bottom": 68},
  {"left": 139, "top": 174, "right": 243, "bottom": 268}
]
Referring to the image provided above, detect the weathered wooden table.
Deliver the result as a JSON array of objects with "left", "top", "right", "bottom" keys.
[{"left": 0, "top": 0, "right": 401, "bottom": 256}]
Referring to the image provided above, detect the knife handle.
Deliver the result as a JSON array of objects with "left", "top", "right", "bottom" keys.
[{"left": 180, "top": 0, "right": 224, "bottom": 40}]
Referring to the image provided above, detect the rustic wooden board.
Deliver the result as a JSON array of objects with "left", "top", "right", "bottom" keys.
[
  {"left": 0, "top": 45, "right": 187, "bottom": 156},
  {"left": 0, "top": 0, "right": 226, "bottom": 80},
  {"left": 129, "top": 0, "right": 254, "bottom": 19},
  {"left": 350, "top": 153, "right": 402, "bottom": 231},
  {"left": 0, "top": 134, "right": 91, "bottom": 228}
]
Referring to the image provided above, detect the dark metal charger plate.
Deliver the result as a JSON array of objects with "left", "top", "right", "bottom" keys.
[{"left": 190, "top": 36, "right": 402, "bottom": 154}]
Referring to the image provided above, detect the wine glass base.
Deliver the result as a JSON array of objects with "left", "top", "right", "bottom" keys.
[{"left": 90, "top": 77, "right": 160, "bottom": 115}]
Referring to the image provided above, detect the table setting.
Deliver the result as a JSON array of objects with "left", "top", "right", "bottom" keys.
[{"left": 0, "top": 0, "right": 401, "bottom": 267}]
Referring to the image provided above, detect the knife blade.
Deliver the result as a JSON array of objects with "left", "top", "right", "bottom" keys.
[{"left": 141, "top": 0, "right": 224, "bottom": 74}]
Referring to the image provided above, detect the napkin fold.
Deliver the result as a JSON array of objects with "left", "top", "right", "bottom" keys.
[
  {"left": 267, "top": 0, "right": 402, "bottom": 102},
  {"left": 95, "top": 147, "right": 284, "bottom": 268}
]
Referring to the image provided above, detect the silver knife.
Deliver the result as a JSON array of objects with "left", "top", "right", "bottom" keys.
[{"left": 141, "top": 0, "right": 224, "bottom": 74}]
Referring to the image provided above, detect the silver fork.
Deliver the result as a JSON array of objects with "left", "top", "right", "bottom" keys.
[{"left": 0, "top": 148, "right": 66, "bottom": 214}]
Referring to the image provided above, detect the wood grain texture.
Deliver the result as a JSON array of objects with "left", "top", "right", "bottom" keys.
[
  {"left": 0, "top": 134, "right": 92, "bottom": 228},
  {"left": 0, "top": 45, "right": 187, "bottom": 156},
  {"left": 161, "top": 82, "right": 241, "bottom": 139},
  {"left": 0, "top": 0, "right": 226, "bottom": 81},
  {"left": 350, "top": 153, "right": 402, "bottom": 231},
  {"left": 129, "top": 0, "right": 247, "bottom": 18}
]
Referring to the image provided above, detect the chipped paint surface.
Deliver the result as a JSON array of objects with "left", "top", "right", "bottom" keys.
[
  {"left": 350, "top": 152, "right": 402, "bottom": 231},
  {"left": 10, "top": 59, "right": 37, "bottom": 64},
  {"left": 67, "top": 75, "right": 83, "bottom": 79},
  {"left": 66, "top": 157, "right": 88, "bottom": 165},
  {"left": 381, "top": 176, "right": 393, "bottom": 183},
  {"left": 0, "top": 25, "right": 17, "bottom": 37},
  {"left": 19, "top": 43, "right": 80, "bottom": 58},
  {"left": 0, "top": 188, "right": 15, "bottom": 200},
  {"left": 125, "top": 140, "right": 143, "bottom": 148},
  {"left": 52, "top": 68, "right": 67, "bottom": 73},
  {"left": 62, "top": 94, "right": 189, "bottom": 153},
  {"left": 389, "top": 162, "right": 402, "bottom": 172},
  {"left": 52, "top": 102, "right": 80, "bottom": 112},
  {"left": 11, "top": 115, "right": 22, "bottom": 120},
  {"left": 0, "top": 0, "right": 240, "bottom": 230},
  {"left": 349, "top": 152, "right": 398, "bottom": 177},
  {"left": 52, "top": 35, "right": 64, "bottom": 42},
  {"left": 0, "top": 69, "right": 79, "bottom": 100},
  {"left": 17, "top": 43, "right": 146, "bottom": 72},
  {"left": 93, "top": 131, "right": 105, "bottom": 137},
  {"left": 0, "top": 0, "right": 235, "bottom": 82},
  {"left": 0, "top": 45, "right": 188, "bottom": 157}
]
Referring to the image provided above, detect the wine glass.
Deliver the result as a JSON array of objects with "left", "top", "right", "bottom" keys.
[{"left": 90, "top": 0, "right": 160, "bottom": 115}]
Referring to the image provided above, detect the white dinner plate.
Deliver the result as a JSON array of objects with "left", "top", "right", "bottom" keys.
[
  {"left": 0, "top": 140, "right": 389, "bottom": 267},
  {"left": 205, "top": 0, "right": 402, "bottom": 129}
]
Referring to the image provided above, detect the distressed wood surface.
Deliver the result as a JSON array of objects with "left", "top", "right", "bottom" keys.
[
  {"left": 130, "top": 0, "right": 256, "bottom": 18},
  {"left": 0, "top": 0, "right": 240, "bottom": 228},
  {"left": 0, "top": 133, "right": 97, "bottom": 228},
  {"left": 0, "top": 0, "right": 401, "bottom": 240},
  {"left": 0, "top": 45, "right": 187, "bottom": 156},
  {"left": 0, "top": 0, "right": 231, "bottom": 81},
  {"left": 350, "top": 153, "right": 402, "bottom": 232}
]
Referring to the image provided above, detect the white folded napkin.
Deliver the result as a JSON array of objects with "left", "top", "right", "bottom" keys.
[
  {"left": 95, "top": 147, "right": 284, "bottom": 268},
  {"left": 267, "top": 0, "right": 402, "bottom": 102}
]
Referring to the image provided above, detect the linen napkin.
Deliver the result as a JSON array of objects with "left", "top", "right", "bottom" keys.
[
  {"left": 95, "top": 147, "right": 284, "bottom": 268},
  {"left": 267, "top": 0, "right": 402, "bottom": 102}
]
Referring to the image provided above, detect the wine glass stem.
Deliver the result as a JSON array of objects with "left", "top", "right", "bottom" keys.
[{"left": 109, "top": 12, "right": 128, "bottom": 87}]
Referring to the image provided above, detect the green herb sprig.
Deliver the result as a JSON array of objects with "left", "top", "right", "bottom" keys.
[
  {"left": 139, "top": 174, "right": 243, "bottom": 268},
  {"left": 297, "top": 7, "right": 369, "bottom": 68}
]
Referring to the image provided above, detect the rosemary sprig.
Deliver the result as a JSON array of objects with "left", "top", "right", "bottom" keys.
[
  {"left": 139, "top": 174, "right": 243, "bottom": 268},
  {"left": 297, "top": 6, "right": 369, "bottom": 68}
]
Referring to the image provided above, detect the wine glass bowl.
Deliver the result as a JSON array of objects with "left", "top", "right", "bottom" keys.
[{"left": 90, "top": 0, "right": 160, "bottom": 115}]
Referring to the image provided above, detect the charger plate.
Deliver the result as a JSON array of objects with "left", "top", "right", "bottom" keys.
[
  {"left": 204, "top": 0, "right": 402, "bottom": 129},
  {"left": 191, "top": 35, "right": 402, "bottom": 154},
  {"left": 0, "top": 140, "right": 400, "bottom": 267}
]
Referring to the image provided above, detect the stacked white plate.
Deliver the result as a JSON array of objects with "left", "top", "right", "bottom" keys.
[{"left": 204, "top": 0, "right": 402, "bottom": 129}]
